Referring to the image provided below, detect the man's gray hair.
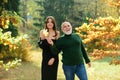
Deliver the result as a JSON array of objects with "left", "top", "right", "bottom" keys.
[{"left": 61, "top": 21, "right": 72, "bottom": 28}]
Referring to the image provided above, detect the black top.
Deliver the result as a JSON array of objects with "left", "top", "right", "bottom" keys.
[
  {"left": 41, "top": 39, "right": 58, "bottom": 61},
  {"left": 38, "top": 39, "right": 58, "bottom": 80}
]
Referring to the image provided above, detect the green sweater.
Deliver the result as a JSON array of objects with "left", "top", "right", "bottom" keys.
[{"left": 51, "top": 33, "right": 90, "bottom": 66}]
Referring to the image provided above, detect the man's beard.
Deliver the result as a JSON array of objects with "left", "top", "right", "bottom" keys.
[{"left": 63, "top": 29, "right": 72, "bottom": 35}]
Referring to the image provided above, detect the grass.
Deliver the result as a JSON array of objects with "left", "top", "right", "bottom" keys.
[
  {"left": 87, "top": 61, "right": 120, "bottom": 80},
  {"left": 58, "top": 56, "right": 120, "bottom": 80},
  {"left": 0, "top": 49, "right": 120, "bottom": 80}
]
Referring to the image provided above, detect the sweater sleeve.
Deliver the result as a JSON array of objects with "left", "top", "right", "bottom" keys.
[
  {"left": 81, "top": 40, "right": 90, "bottom": 64},
  {"left": 50, "top": 45, "right": 60, "bottom": 55},
  {"left": 50, "top": 39, "right": 62, "bottom": 55}
]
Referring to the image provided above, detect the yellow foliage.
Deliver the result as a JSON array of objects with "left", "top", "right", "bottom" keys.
[
  {"left": 76, "top": 16, "right": 120, "bottom": 65},
  {"left": 0, "top": 10, "right": 20, "bottom": 29}
]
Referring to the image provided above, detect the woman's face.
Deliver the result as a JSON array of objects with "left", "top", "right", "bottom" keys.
[{"left": 46, "top": 18, "right": 54, "bottom": 29}]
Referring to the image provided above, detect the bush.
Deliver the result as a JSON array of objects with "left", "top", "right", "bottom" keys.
[{"left": 75, "top": 16, "right": 120, "bottom": 64}]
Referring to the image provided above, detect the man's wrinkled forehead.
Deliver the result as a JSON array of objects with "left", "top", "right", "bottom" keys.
[{"left": 61, "top": 22, "right": 71, "bottom": 28}]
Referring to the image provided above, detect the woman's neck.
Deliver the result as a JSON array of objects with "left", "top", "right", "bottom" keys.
[
  {"left": 48, "top": 29, "right": 56, "bottom": 38},
  {"left": 48, "top": 29, "right": 55, "bottom": 33},
  {"left": 49, "top": 28, "right": 54, "bottom": 31}
]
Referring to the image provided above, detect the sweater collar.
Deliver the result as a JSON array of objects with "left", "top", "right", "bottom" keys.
[{"left": 64, "top": 33, "right": 72, "bottom": 37}]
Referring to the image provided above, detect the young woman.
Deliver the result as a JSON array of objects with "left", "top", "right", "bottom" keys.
[{"left": 38, "top": 16, "right": 60, "bottom": 80}]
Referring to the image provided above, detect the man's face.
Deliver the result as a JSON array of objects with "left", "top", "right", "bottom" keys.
[{"left": 61, "top": 22, "right": 72, "bottom": 35}]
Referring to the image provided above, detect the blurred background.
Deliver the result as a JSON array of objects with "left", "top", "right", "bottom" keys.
[{"left": 0, "top": 0, "right": 120, "bottom": 80}]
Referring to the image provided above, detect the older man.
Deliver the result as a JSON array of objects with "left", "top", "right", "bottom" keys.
[{"left": 48, "top": 21, "right": 91, "bottom": 80}]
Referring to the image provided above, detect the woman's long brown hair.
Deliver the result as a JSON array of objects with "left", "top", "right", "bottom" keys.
[{"left": 45, "top": 16, "right": 58, "bottom": 37}]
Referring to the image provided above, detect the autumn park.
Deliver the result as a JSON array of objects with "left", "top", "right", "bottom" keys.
[{"left": 0, "top": 0, "right": 120, "bottom": 80}]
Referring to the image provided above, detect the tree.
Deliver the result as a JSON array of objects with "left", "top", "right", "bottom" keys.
[
  {"left": 75, "top": 16, "right": 120, "bottom": 65},
  {"left": 4, "top": 0, "right": 20, "bottom": 13},
  {"left": 0, "top": 0, "right": 20, "bottom": 37},
  {"left": 110, "top": 0, "right": 120, "bottom": 16},
  {"left": 0, "top": 0, "right": 30, "bottom": 61},
  {"left": 35, "top": 0, "right": 74, "bottom": 29}
]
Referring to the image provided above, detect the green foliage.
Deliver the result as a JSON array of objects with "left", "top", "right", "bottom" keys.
[
  {"left": 19, "top": 0, "right": 119, "bottom": 29},
  {"left": 18, "top": 0, "right": 120, "bottom": 49},
  {"left": 4, "top": 0, "right": 20, "bottom": 13},
  {"left": 18, "top": 0, "right": 42, "bottom": 49},
  {"left": 0, "top": 10, "right": 31, "bottom": 63},
  {"left": 0, "top": 58, "right": 21, "bottom": 71},
  {"left": 3, "top": 23, "right": 18, "bottom": 37},
  {"left": 35, "top": 0, "right": 74, "bottom": 29},
  {"left": 0, "top": 0, "right": 20, "bottom": 15},
  {"left": 0, "top": 30, "right": 29, "bottom": 60}
]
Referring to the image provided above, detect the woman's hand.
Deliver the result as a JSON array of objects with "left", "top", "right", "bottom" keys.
[
  {"left": 48, "top": 58, "right": 55, "bottom": 66},
  {"left": 40, "top": 29, "right": 49, "bottom": 40},
  {"left": 46, "top": 38, "right": 54, "bottom": 46},
  {"left": 43, "top": 29, "right": 49, "bottom": 37}
]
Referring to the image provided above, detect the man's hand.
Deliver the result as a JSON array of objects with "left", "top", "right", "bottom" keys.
[
  {"left": 47, "top": 38, "right": 54, "bottom": 46},
  {"left": 87, "top": 62, "right": 91, "bottom": 68}
]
